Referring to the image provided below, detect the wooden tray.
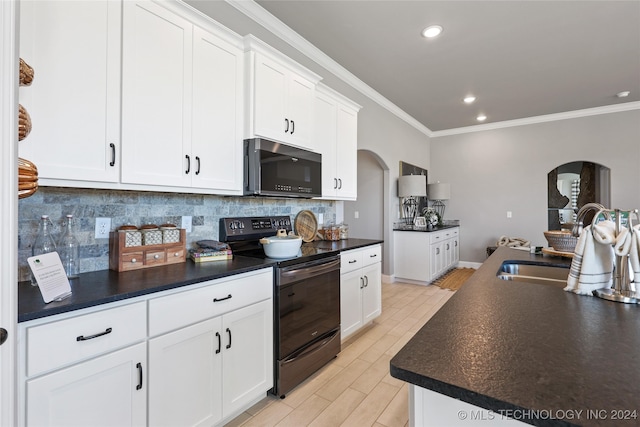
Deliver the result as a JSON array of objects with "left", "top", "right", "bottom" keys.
[
  {"left": 294, "top": 210, "right": 318, "bottom": 242},
  {"left": 542, "top": 247, "right": 574, "bottom": 258}
]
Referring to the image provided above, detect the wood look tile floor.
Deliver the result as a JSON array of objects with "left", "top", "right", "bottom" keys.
[{"left": 225, "top": 281, "right": 455, "bottom": 427}]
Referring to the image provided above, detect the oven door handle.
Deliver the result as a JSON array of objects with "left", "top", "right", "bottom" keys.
[
  {"left": 280, "top": 258, "right": 340, "bottom": 284},
  {"left": 281, "top": 330, "right": 340, "bottom": 366}
]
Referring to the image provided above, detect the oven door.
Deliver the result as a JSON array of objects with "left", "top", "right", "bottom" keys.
[{"left": 277, "top": 255, "right": 340, "bottom": 358}]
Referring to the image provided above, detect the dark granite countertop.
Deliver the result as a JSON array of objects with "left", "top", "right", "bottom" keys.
[
  {"left": 19, "top": 238, "right": 382, "bottom": 323},
  {"left": 390, "top": 246, "right": 640, "bottom": 427}
]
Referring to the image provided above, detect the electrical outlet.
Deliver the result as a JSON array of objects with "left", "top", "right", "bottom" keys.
[
  {"left": 181, "top": 216, "right": 192, "bottom": 233},
  {"left": 95, "top": 217, "right": 111, "bottom": 239},
  {"left": 507, "top": 211, "right": 513, "bottom": 219}
]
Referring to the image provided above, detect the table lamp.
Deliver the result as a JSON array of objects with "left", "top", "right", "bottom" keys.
[
  {"left": 428, "top": 182, "right": 450, "bottom": 218},
  {"left": 398, "top": 175, "right": 427, "bottom": 224}
]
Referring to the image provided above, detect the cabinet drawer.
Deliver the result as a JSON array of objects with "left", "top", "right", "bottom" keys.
[
  {"left": 145, "top": 249, "right": 166, "bottom": 265},
  {"left": 121, "top": 251, "right": 144, "bottom": 271},
  {"left": 26, "top": 301, "right": 147, "bottom": 377},
  {"left": 165, "top": 247, "right": 186, "bottom": 264},
  {"left": 340, "top": 249, "right": 363, "bottom": 274},
  {"left": 148, "top": 268, "right": 272, "bottom": 336},
  {"left": 361, "top": 245, "right": 381, "bottom": 267}
]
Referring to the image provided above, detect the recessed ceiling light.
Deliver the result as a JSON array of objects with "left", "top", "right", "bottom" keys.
[
  {"left": 476, "top": 114, "right": 487, "bottom": 122},
  {"left": 463, "top": 96, "right": 476, "bottom": 104},
  {"left": 616, "top": 91, "right": 630, "bottom": 98},
  {"left": 422, "top": 25, "right": 443, "bottom": 38}
]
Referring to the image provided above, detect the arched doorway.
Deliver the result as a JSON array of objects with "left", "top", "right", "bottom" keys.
[
  {"left": 344, "top": 150, "right": 386, "bottom": 240},
  {"left": 547, "top": 161, "right": 610, "bottom": 230}
]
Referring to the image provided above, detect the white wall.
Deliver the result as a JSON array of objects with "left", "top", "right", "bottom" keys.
[{"left": 430, "top": 110, "right": 640, "bottom": 263}]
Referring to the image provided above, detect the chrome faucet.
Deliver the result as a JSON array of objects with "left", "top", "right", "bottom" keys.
[
  {"left": 572, "top": 203, "right": 639, "bottom": 303},
  {"left": 571, "top": 202, "right": 606, "bottom": 238}
]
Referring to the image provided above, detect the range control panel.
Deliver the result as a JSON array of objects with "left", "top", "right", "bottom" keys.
[{"left": 220, "top": 216, "right": 293, "bottom": 242}]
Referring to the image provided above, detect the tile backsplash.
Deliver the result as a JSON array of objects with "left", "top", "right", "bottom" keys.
[{"left": 18, "top": 187, "right": 335, "bottom": 280}]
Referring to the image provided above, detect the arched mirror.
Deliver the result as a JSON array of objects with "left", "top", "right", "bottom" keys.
[{"left": 547, "top": 161, "right": 610, "bottom": 230}]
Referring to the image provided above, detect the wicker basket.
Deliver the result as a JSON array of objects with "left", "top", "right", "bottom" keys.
[
  {"left": 18, "top": 104, "right": 32, "bottom": 141},
  {"left": 19, "top": 58, "right": 34, "bottom": 86},
  {"left": 544, "top": 230, "right": 578, "bottom": 252},
  {"left": 18, "top": 157, "right": 38, "bottom": 199}
]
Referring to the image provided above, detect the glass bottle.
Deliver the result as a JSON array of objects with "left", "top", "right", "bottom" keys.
[
  {"left": 31, "top": 215, "right": 57, "bottom": 286},
  {"left": 58, "top": 214, "right": 80, "bottom": 279}
]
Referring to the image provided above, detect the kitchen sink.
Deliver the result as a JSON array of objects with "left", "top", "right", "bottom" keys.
[{"left": 497, "top": 261, "right": 570, "bottom": 287}]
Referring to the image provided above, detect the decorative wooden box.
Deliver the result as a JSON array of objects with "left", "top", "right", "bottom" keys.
[{"left": 109, "top": 229, "right": 186, "bottom": 272}]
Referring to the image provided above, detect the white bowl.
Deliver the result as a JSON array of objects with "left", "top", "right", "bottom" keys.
[{"left": 259, "top": 234, "right": 302, "bottom": 258}]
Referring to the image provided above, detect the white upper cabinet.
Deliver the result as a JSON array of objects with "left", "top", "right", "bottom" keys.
[
  {"left": 121, "top": 1, "right": 193, "bottom": 188},
  {"left": 19, "top": 0, "right": 121, "bottom": 184},
  {"left": 245, "top": 36, "right": 321, "bottom": 149},
  {"left": 314, "top": 84, "right": 361, "bottom": 200},
  {"left": 191, "top": 27, "right": 243, "bottom": 192},
  {"left": 121, "top": 1, "right": 244, "bottom": 193}
]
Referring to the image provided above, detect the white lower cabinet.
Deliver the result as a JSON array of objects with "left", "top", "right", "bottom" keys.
[
  {"left": 148, "top": 318, "right": 222, "bottom": 427},
  {"left": 340, "top": 244, "right": 382, "bottom": 341},
  {"left": 26, "top": 342, "right": 146, "bottom": 427},
  {"left": 18, "top": 268, "right": 273, "bottom": 427},
  {"left": 394, "top": 227, "right": 460, "bottom": 284},
  {"left": 148, "top": 299, "right": 273, "bottom": 427}
]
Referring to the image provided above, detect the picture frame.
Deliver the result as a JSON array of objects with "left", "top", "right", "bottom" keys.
[{"left": 413, "top": 216, "right": 427, "bottom": 227}]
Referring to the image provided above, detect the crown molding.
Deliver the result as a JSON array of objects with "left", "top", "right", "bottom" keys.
[
  {"left": 225, "top": 0, "right": 639, "bottom": 140},
  {"left": 225, "top": 0, "right": 432, "bottom": 137},
  {"left": 431, "top": 102, "right": 640, "bottom": 138}
]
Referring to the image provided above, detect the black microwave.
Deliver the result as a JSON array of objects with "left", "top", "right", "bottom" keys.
[{"left": 244, "top": 138, "right": 322, "bottom": 198}]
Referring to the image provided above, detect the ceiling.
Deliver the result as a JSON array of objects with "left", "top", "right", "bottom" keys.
[{"left": 248, "top": 0, "right": 640, "bottom": 132}]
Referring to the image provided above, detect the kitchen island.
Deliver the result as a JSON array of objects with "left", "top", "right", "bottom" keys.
[{"left": 390, "top": 246, "right": 640, "bottom": 426}]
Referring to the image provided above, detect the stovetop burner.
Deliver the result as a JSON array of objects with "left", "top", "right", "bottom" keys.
[{"left": 220, "top": 216, "right": 338, "bottom": 266}]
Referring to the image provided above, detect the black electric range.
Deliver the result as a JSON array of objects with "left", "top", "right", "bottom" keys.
[
  {"left": 219, "top": 216, "right": 338, "bottom": 266},
  {"left": 220, "top": 216, "right": 342, "bottom": 398}
]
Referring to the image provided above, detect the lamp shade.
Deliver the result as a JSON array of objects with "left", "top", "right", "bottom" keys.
[
  {"left": 428, "top": 183, "right": 450, "bottom": 200},
  {"left": 398, "top": 175, "right": 427, "bottom": 197}
]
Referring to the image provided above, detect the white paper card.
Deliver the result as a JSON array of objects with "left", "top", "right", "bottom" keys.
[{"left": 27, "top": 252, "right": 72, "bottom": 303}]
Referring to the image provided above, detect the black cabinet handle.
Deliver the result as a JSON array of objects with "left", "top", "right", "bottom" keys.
[
  {"left": 195, "top": 156, "right": 201, "bottom": 175},
  {"left": 185, "top": 155, "right": 190, "bottom": 174},
  {"left": 348, "top": 260, "right": 357, "bottom": 264},
  {"left": 226, "top": 328, "right": 232, "bottom": 349},
  {"left": 290, "top": 120, "right": 295, "bottom": 134},
  {"left": 370, "top": 254, "right": 377, "bottom": 258},
  {"left": 288, "top": 292, "right": 295, "bottom": 297},
  {"left": 334, "top": 178, "right": 338, "bottom": 189},
  {"left": 284, "top": 118, "right": 289, "bottom": 133},
  {"left": 109, "top": 143, "right": 116, "bottom": 167},
  {"left": 215, "top": 332, "right": 221, "bottom": 354},
  {"left": 360, "top": 277, "right": 364, "bottom": 289},
  {"left": 364, "top": 275, "right": 369, "bottom": 287},
  {"left": 136, "top": 362, "right": 143, "bottom": 390},
  {"left": 338, "top": 178, "right": 342, "bottom": 189},
  {"left": 77, "top": 327, "right": 112, "bottom": 341},
  {"left": 213, "top": 294, "right": 232, "bottom": 303}
]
